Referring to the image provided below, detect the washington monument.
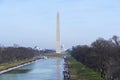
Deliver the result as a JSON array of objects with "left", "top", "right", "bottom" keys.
[{"left": 56, "top": 12, "right": 61, "bottom": 53}]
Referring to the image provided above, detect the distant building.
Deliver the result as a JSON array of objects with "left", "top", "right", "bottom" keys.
[
  {"left": 34, "top": 46, "right": 43, "bottom": 51},
  {"left": 61, "top": 44, "right": 65, "bottom": 52}
]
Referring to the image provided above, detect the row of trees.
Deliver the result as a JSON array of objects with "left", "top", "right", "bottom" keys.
[
  {"left": 71, "top": 35, "right": 120, "bottom": 80},
  {"left": 0, "top": 47, "right": 38, "bottom": 64},
  {"left": 39, "top": 49, "right": 55, "bottom": 54}
]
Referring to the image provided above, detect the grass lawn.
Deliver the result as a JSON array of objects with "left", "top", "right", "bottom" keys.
[
  {"left": 44, "top": 53, "right": 68, "bottom": 58},
  {"left": 68, "top": 58, "right": 105, "bottom": 80},
  {"left": 0, "top": 58, "right": 37, "bottom": 71}
]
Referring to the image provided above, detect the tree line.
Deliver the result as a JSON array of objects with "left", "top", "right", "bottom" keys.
[
  {"left": 71, "top": 35, "right": 120, "bottom": 80},
  {"left": 0, "top": 47, "right": 39, "bottom": 64}
]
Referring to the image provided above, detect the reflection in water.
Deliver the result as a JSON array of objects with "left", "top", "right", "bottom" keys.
[
  {"left": 57, "top": 59, "right": 60, "bottom": 80},
  {"left": 0, "top": 58, "right": 64, "bottom": 80}
]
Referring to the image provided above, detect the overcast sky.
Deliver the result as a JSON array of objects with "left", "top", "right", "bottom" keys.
[{"left": 0, "top": 0, "right": 120, "bottom": 49}]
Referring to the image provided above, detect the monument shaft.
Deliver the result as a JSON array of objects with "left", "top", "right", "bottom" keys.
[{"left": 56, "top": 12, "right": 61, "bottom": 53}]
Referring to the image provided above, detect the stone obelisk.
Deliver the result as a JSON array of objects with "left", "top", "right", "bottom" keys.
[{"left": 56, "top": 12, "right": 61, "bottom": 53}]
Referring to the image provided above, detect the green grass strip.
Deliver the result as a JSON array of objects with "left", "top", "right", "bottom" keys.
[
  {"left": 44, "top": 53, "right": 67, "bottom": 58},
  {"left": 68, "top": 58, "right": 105, "bottom": 80},
  {"left": 0, "top": 58, "right": 37, "bottom": 71}
]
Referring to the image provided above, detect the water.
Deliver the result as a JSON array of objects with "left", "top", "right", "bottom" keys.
[{"left": 0, "top": 58, "right": 64, "bottom": 80}]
